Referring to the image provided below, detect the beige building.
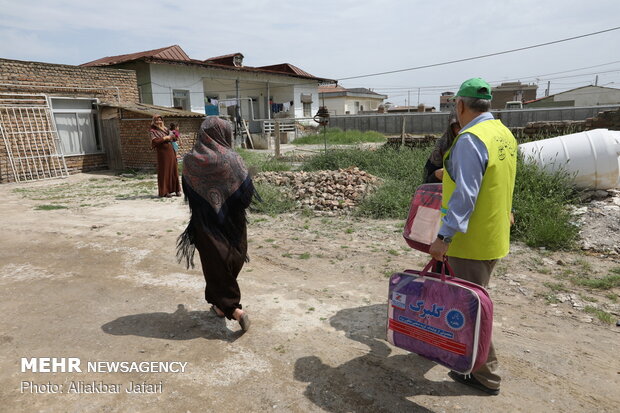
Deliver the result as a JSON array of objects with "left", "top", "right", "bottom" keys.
[
  {"left": 318, "top": 85, "right": 387, "bottom": 115},
  {"left": 524, "top": 85, "right": 620, "bottom": 108}
]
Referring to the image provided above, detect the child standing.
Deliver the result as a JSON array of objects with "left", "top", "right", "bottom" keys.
[{"left": 169, "top": 123, "right": 181, "bottom": 160}]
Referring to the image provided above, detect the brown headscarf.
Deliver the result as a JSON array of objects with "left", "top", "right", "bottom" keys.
[
  {"left": 150, "top": 114, "right": 169, "bottom": 149},
  {"left": 429, "top": 112, "right": 460, "bottom": 167},
  {"left": 177, "top": 117, "right": 258, "bottom": 268}
]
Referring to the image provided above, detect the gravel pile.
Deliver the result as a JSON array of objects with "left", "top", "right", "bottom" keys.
[{"left": 255, "top": 167, "right": 380, "bottom": 213}]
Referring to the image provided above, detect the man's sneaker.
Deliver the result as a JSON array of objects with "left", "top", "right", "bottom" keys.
[{"left": 448, "top": 371, "right": 500, "bottom": 396}]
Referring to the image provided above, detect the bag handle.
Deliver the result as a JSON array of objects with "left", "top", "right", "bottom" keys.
[{"left": 418, "top": 258, "right": 456, "bottom": 282}]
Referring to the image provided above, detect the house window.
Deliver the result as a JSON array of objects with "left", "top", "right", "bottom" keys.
[
  {"left": 51, "top": 98, "right": 102, "bottom": 156},
  {"left": 173, "top": 89, "right": 190, "bottom": 111},
  {"left": 303, "top": 102, "right": 312, "bottom": 117}
]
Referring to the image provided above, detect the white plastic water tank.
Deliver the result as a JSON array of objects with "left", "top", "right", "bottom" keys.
[{"left": 518, "top": 129, "right": 620, "bottom": 189}]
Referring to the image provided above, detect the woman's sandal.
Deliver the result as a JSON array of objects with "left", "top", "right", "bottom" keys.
[{"left": 210, "top": 305, "right": 225, "bottom": 318}]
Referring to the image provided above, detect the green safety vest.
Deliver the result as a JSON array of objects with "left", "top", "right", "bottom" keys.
[{"left": 442, "top": 119, "right": 517, "bottom": 260}]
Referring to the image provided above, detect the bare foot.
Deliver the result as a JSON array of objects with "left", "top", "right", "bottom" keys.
[{"left": 233, "top": 309, "right": 250, "bottom": 332}]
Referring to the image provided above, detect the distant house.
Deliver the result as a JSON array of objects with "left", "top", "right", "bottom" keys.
[
  {"left": 524, "top": 85, "right": 620, "bottom": 108},
  {"left": 439, "top": 91, "right": 455, "bottom": 112},
  {"left": 318, "top": 85, "right": 387, "bottom": 115},
  {"left": 491, "top": 82, "right": 538, "bottom": 110},
  {"left": 82, "top": 45, "right": 334, "bottom": 130}
]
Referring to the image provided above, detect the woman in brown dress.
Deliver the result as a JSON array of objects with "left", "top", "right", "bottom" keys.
[
  {"left": 149, "top": 115, "right": 181, "bottom": 197},
  {"left": 177, "top": 117, "right": 258, "bottom": 332}
]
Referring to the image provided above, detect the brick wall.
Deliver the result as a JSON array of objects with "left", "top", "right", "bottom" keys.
[
  {"left": 118, "top": 110, "right": 202, "bottom": 169},
  {"left": 0, "top": 58, "right": 139, "bottom": 103},
  {"left": 64, "top": 154, "right": 108, "bottom": 174},
  {"left": 0, "top": 58, "right": 140, "bottom": 183}
]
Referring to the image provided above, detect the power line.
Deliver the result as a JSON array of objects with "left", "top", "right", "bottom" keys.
[
  {"left": 368, "top": 61, "right": 620, "bottom": 91},
  {"left": 370, "top": 68, "right": 620, "bottom": 94},
  {"left": 337, "top": 26, "right": 620, "bottom": 81}
]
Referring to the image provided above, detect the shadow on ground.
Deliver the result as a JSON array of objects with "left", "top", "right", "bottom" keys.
[
  {"left": 101, "top": 304, "right": 242, "bottom": 342},
  {"left": 294, "top": 304, "right": 480, "bottom": 412}
]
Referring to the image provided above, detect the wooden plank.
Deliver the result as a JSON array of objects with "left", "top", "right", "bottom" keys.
[
  {"left": 101, "top": 118, "right": 123, "bottom": 170},
  {"left": 242, "top": 120, "right": 254, "bottom": 149}
]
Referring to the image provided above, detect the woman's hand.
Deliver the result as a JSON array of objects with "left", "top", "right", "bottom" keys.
[{"left": 434, "top": 168, "right": 444, "bottom": 180}]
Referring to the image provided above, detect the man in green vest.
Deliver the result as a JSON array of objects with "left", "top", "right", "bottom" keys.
[{"left": 429, "top": 77, "right": 517, "bottom": 396}]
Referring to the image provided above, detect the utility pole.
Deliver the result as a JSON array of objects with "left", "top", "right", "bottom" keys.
[
  {"left": 407, "top": 90, "right": 410, "bottom": 112},
  {"left": 235, "top": 79, "right": 241, "bottom": 145},
  {"left": 417, "top": 87, "right": 420, "bottom": 106},
  {"left": 595, "top": 75, "right": 599, "bottom": 86},
  {"left": 545, "top": 81, "right": 550, "bottom": 97}
]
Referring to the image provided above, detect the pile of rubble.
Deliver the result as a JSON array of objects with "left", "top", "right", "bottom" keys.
[
  {"left": 573, "top": 189, "right": 620, "bottom": 254},
  {"left": 255, "top": 167, "right": 380, "bottom": 213}
]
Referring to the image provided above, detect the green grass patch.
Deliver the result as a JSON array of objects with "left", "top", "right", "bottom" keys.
[
  {"left": 250, "top": 182, "right": 295, "bottom": 215},
  {"left": 34, "top": 204, "right": 68, "bottom": 210},
  {"left": 299, "top": 147, "right": 581, "bottom": 251},
  {"left": 570, "top": 274, "right": 620, "bottom": 290},
  {"left": 293, "top": 128, "right": 386, "bottom": 145},
  {"left": 543, "top": 282, "right": 570, "bottom": 293},
  {"left": 584, "top": 306, "right": 614, "bottom": 324},
  {"left": 237, "top": 149, "right": 292, "bottom": 172},
  {"left": 298, "top": 252, "right": 311, "bottom": 259}
]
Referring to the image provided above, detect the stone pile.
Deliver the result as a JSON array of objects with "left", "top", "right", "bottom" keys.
[{"left": 255, "top": 167, "right": 380, "bottom": 213}]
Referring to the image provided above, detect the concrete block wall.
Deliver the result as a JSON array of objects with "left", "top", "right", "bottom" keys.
[{"left": 326, "top": 105, "right": 620, "bottom": 135}]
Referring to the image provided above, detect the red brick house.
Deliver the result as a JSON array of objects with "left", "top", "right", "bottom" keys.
[{"left": 0, "top": 57, "right": 203, "bottom": 183}]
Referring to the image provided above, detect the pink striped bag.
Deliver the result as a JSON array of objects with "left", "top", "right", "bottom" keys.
[
  {"left": 403, "top": 184, "right": 442, "bottom": 253},
  {"left": 387, "top": 259, "right": 493, "bottom": 374}
]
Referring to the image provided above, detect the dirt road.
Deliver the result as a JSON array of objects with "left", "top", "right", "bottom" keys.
[{"left": 0, "top": 172, "right": 618, "bottom": 412}]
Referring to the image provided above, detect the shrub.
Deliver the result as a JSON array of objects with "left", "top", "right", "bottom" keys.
[{"left": 511, "top": 154, "right": 580, "bottom": 249}]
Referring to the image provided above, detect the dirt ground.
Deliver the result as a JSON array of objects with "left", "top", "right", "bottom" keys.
[{"left": 0, "top": 171, "right": 619, "bottom": 413}]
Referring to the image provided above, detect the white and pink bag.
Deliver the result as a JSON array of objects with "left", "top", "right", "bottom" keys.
[{"left": 387, "top": 259, "right": 493, "bottom": 374}]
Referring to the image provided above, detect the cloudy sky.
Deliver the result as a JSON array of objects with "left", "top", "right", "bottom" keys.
[{"left": 1, "top": 0, "right": 618, "bottom": 107}]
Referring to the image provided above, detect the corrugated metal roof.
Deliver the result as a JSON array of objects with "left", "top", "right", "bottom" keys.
[
  {"left": 99, "top": 102, "right": 205, "bottom": 118},
  {"left": 319, "top": 86, "right": 387, "bottom": 99},
  {"left": 319, "top": 85, "right": 348, "bottom": 93},
  {"left": 257, "top": 63, "right": 316, "bottom": 78},
  {"left": 205, "top": 53, "right": 243, "bottom": 63},
  {"left": 81, "top": 45, "right": 190, "bottom": 67},
  {"left": 82, "top": 45, "right": 335, "bottom": 82}
]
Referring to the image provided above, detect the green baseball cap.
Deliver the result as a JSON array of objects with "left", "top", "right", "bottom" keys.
[{"left": 455, "top": 78, "right": 493, "bottom": 100}]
